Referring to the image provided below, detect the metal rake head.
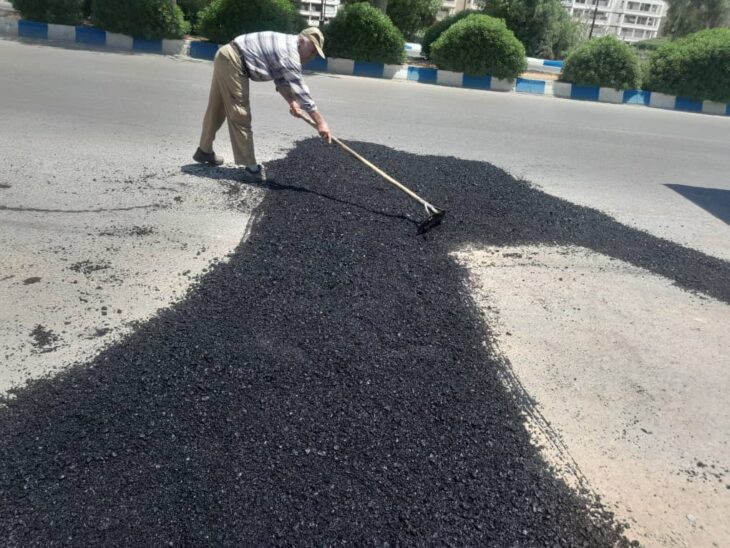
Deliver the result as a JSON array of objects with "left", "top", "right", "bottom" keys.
[{"left": 417, "top": 208, "right": 446, "bottom": 235}]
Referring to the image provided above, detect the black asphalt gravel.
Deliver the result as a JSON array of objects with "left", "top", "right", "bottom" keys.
[{"left": 2, "top": 139, "right": 728, "bottom": 546}]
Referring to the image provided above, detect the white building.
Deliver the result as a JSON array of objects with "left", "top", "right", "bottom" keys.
[
  {"left": 299, "top": 0, "right": 341, "bottom": 27},
  {"left": 438, "top": 0, "right": 481, "bottom": 18},
  {"left": 561, "top": 0, "right": 668, "bottom": 42}
]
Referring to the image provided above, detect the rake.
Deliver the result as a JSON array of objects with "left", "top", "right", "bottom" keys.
[{"left": 300, "top": 115, "right": 446, "bottom": 235}]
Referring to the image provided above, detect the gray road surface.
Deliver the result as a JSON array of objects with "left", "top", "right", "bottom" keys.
[
  {"left": 1, "top": 37, "right": 729, "bottom": 391},
  {"left": 2, "top": 39, "right": 729, "bottom": 255}
]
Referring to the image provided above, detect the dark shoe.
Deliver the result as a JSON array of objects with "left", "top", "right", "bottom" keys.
[
  {"left": 240, "top": 165, "right": 267, "bottom": 183},
  {"left": 193, "top": 147, "right": 224, "bottom": 166}
]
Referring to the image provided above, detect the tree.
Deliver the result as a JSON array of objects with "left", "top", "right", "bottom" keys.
[
  {"left": 481, "top": 0, "right": 583, "bottom": 59},
  {"left": 386, "top": 0, "right": 441, "bottom": 40},
  {"left": 664, "top": 0, "right": 730, "bottom": 37}
]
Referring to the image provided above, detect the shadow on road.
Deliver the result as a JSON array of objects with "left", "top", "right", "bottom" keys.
[
  {"left": 666, "top": 183, "right": 730, "bottom": 225},
  {"left": 181, "top": 163, "right": 416, "bottom": 227}
]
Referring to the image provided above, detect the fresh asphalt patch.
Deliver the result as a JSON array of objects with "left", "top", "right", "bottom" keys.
[{"left": 1, "top": 139, "right": 728, "bottom": 546}]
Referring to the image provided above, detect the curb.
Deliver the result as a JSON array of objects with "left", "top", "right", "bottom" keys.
[
  {"left": 526, "top": 57, "right": 563, "bottom": 74},
  {"left": 2, "top": 19, "right": 728, "bottom": 118}
]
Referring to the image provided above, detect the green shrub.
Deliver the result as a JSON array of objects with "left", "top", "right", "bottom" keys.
[
  {"left": 644, "top": 28, "right": 730, "bottom": 103},
  {"left": 11, "top": 0, "right": 84, "bottom": 25},
  {"left": 422, "top": 9, "right": 477, "bottom": 58},
  {"left": 178, "top": 0, "right": 212, "bottom": 29},
  {"left": 324, "top": 2, "right": 405, "bottom": 64},
  {"left": 91, "top": 0, "right": 189, "bottom": 39},
  {"left": 560, "top": 36, "right": 641, "bottom": 89},
  {"left": 430, "top": 14, "right": 526, "bottom": 79},
  {"left": 197, "top": 0, "right": 305, "bottom": 45}
]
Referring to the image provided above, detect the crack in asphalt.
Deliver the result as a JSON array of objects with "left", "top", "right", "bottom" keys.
[
  {"left": 0, "top": 204, "right": 164, "bottom": 214},
  {"left": 2, "top": 139, "right": 727, "bottom": 546}
]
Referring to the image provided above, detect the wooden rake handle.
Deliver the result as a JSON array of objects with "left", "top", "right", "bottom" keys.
[{"left": 299, "top": 114, "right": 438, "bottom": 213}]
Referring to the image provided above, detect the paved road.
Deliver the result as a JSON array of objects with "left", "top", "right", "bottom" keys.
[
  {"left": 2, "top": 38, "right": 729, "bottom": 259},
  {"left": 1, "top": 37, "right": 729, "bottom": 545}
]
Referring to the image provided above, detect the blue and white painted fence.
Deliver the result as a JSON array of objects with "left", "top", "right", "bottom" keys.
[
  {"left": 1, "top": 19, "right": 184, "bottom": 55},
  {"left": 526, "top": 57, "right": 563, "bottom": 75},
  {"left": 1, "top": 18, "right": 728, "bottom": 117},
  {"left": 297, "top": 59, "right": 728, "bottom": 116},
  {"left": 404, "top": 42, "right": 422, "bottom": 58}
]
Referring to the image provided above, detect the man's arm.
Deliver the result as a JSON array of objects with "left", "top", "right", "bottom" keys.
[
  {"left": 276, "top": 84, "right": 299, "bottom": 116},
  {"left": 308, "top": 110, "right": 332, "bottom": 144},
  {"left": 276, "top": 83, "right": 331, "bottom": 144}
]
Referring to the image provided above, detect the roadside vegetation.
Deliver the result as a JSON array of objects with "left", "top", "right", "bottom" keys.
[
  {"left": 11, "top": 0, "right": 85, "bottom": 25},
  {"left": 196, "top": 0, "right": 304, "bottom": 44},
  {"left": 560, "top": 36, "right": 642, "bottom": 90},
  {"left": 9, "top": 0, "right": 730, "bottom": 104},
  {"left": 91, "top": 0, "right": 189, "bottom": 40},
  {"left": 644, "top": 28, "right": 730, "bottom": 103},
  {"left": 324, "top": 2, "right": 405, "bottom": 64},
  {"left": 430, "top": 14, "right": 526, "bottom": 79}
]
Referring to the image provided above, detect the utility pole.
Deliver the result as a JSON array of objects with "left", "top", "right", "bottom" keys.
[
  {"left": 320, "top": 0, "right": 326, "bottom": 23},
  {"left": 589, "top": 0, "right": 600, "bottom": 38}
]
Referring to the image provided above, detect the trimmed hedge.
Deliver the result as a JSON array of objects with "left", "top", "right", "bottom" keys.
[
  {"left": 11, "top": 0, "right": 84, "bottom": 25},
  {"left": 644, "top": 28, "right": 730, "bottom": 103},
  {"left": 561, "top": 36, "right": 641, "bottom": 90},
  {"left": 196, "top": 0, "right": 305, "bottom": 45},
  {"left": 422, "top": 9, "right": 477, "bottom": 59},
  {"left": 430, "top": 14, "right": 526, "bottom": 79},
  {"left": 324, "top": 2, "right": 405, "bottom": 65},
  {"left": 91, "top": 0, "right": 189, "bottom": 40}
]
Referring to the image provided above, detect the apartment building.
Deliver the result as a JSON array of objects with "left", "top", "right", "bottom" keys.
[
  {"left": 438, "top": 0, "right": 481, "bottom": 18},
  {"left": 561, "top": 0, "right": 668, "bottom": 42},
  {"left": 299, "top": 0, "right": 341, "bottom": 27}
]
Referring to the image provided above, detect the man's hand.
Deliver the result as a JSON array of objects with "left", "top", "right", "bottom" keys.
[
  {"left": 289, "top": 100, "right": 302, "bottom": 118},
  {"left": 317, "top": 121, "right": 332, "bottom": 144}
]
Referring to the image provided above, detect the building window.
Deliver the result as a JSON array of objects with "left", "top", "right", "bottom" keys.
[
  {"left": 627, "top": 1, "right": 640, "bottom": 9},
  {"left": 624, "top": 14, "right": 637, "bottom": 23}
]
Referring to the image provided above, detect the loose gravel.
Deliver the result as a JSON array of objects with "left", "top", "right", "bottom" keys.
[{"left": 1, "top": 139, "right": 727, "bottom": 546}]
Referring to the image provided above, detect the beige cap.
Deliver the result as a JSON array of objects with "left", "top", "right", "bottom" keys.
[{"left": 300, "top": 27, "right": 325, "bottom": 58}]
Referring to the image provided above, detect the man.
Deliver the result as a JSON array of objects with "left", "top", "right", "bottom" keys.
[{"left": 193, "top": 27, "right": 332, "bottom": 183}]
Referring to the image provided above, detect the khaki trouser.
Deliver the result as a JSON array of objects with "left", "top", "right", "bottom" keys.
[{"left": 199, "top": 44, "right": 256, "bottom": 166}]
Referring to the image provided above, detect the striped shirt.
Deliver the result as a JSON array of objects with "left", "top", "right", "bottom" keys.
[{"left": 233, "top": 31, "right": 317, "bottom": 112}]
